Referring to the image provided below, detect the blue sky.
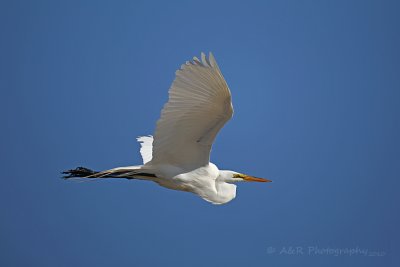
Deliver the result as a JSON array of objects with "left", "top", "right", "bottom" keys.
[{"left": 1, "top": 0, "right": 399, "bottom": 266}]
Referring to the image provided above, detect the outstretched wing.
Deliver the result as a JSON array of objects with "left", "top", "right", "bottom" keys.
[
  {"left": 150, "top": 52, "right": 233, "bottom": 171},
  {"left": 137, "top": 136, "right": 153, "bottom": 164}
]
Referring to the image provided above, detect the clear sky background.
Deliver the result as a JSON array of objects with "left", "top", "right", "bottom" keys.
[{"left": 1, "top": 1, "right": 399, "bottom": 266}]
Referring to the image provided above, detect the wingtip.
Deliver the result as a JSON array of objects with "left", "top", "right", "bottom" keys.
[
  {"left": 193, "top": 56, "right": 200, "bottom": 63},
  {"left": 209, "top": 52, "right": 216, "bottom": 66},
  {"left": 201, "top": 52, "right": 213, "bottom": 67},
  {"left": 200, "top": 52, "right": 206, "bottom": 65},
  {"left": 137, "top": 135, "right": 153, "bottom": 142}
]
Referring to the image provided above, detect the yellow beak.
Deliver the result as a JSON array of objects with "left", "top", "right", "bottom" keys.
[{"left": 243, "top": 176, "right": 272, "bottom": 183}]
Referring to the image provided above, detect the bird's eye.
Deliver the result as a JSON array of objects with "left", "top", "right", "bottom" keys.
[{"left": 233, "top": 174, "right": 243, "bottom": 178}]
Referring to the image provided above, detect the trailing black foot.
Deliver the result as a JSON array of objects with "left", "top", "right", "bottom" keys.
[{"left": 62, "top": 167, "right": 97, "bottom": 179}]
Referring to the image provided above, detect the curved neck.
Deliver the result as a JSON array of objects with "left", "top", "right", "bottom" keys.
[{"left": 195, "top": 174, "right": 237, "bottom": 204}]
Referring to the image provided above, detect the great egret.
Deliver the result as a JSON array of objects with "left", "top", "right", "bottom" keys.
[{"left": 63, "top": 52, "right": 271, "bottom": 204}]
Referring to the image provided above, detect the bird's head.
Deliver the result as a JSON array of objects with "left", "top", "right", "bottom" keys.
[{"left": 220, "top": 170, "right": 272, "bottom": 183}]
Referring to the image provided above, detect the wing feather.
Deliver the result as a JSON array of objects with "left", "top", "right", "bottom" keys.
[
  {"left": 137, "top": 136, "right": 153, "bottom": 164},
  {"left": 150, "top": 53, "right": 233, "bottom": 171}
]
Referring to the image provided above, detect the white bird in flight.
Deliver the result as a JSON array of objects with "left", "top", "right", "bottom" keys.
[{"left": 63, "top": 52, "right": 271, "bottom": 204}]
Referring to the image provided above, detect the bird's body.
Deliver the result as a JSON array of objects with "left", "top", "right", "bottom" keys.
[
  {"left": 64, "top": 53, "right": 271, "bottom": 204},
  {"left": 149, "top": 162, "right": 236, "bottom": 205}
]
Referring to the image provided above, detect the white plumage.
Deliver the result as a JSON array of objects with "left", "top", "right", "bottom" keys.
[
  {"left": 151, "top": 52, "right": 233, "bottom": 171},
  {"left": 136, "top": 136, "right": 153, "bottom": 164},
  {"left": 64, "top": 52, "right": 271, "bottom": 204}
]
